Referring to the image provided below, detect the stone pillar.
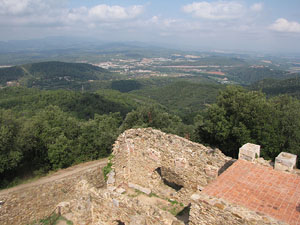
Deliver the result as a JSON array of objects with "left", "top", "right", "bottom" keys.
[
  {"left": 238, "top": 143, "right": 260, "bottom": 162},
  {"left": 274, "top": 152, "right": 297, "bottom": 172}
]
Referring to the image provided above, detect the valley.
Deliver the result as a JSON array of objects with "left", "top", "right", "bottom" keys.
[{"left": 0, "top": 41, "right": 300, "bottom": 225}]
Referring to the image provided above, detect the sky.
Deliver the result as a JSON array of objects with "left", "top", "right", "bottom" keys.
[{"left": 0, "top": 0, "right": 300, "bottom": 53}]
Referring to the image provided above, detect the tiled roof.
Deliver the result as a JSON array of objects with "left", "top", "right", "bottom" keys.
[{"left": 203, "top": 159, "right": 300, "bottom": 225}]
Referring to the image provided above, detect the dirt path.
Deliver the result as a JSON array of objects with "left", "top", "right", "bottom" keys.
[{"left": 0, "top": 158, "right": 107, "bottom": 196}]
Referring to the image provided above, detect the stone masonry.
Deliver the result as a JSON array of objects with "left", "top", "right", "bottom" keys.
[
  {"left": 275, "top": 152, "right": 297, "bottom": 172},
  {"left": 238, "top": 143, "right": 260, "bottom": 162},
  {"left": 0, "top": 161, "right": 105, "bottom": 225},
  {"left": 111, "top": 128, "right": 232, "bottom": 200},
  {"left": 57, "top": 128, "right": 288, "bottom": 225}
]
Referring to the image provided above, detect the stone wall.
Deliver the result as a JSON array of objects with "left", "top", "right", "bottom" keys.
[
  {"left": 0, "top": 163, "right": 104, "bottom": 225},
  {"left": 111, "top": 128, "right": 231, "bottom": 200},
  {"left": 189, "top": 194, "right": 286, "bottom": 225},
  {"left": 68, "top": 180, "right": 184, "bottom": 225}
]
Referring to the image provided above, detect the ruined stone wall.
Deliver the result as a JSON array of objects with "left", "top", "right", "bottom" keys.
[
  {"left": 0, "top": 163, "right": 104, "bottom": 225},
  {"left": 69, "top": 180, "right": 184, "bottom": 225},
  {"left": 189, "top": 194, "right": 286, "bottom": 225},
  {"left": 54, "top": 129, "right": 286, "bottom": 225},
  {"left": 112, "top": 128, "right": 231, "bottom": 195}
]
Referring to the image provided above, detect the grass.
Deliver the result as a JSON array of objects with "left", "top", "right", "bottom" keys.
[
  {"left": 168, "top": 199, "right": 179, "bottom": 205},
  {"left": 127, "top": 189, "right": 143, "bottom": 198},
  {"left": 125, "top": 188, "right": 185, "bottom": 217},
  {"left": 57, "top": 216, "right": 73, "bottom": 225},
  {"left": 160, "top": 204, "right": 183, "bottom": 216},
  {"left": 149, "top": 192, "right": 159, "bottom": 198},
  {"left": 148, "top": 193, "right": 185, "bottom": 216},
  {"left": 29, "top": 214, "right": 73, "bottom": 225},
  {"left": 169, "top": 207, "right": 180, "bottom": 216},
  {"left": 0, "top": 171, "right": 50, "bottom": 190},
  {"left": 103, "top": 154, "right": 114, "bottom": 181}
]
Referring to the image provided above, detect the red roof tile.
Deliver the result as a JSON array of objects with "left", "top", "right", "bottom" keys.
[{"left": 203, "top": 159, "right": 300, "bottom": 225}]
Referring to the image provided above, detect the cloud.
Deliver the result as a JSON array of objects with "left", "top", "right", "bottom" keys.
[
  {"left": 0, "top": 0, "right": 30, "bottom": 15},
  {"left": 250, "top": 3, "right": 263, "bottom": 12},
  {"left": 182, "top": 1, "right": 245, "bottom": 20},
  {"left": 0, "top": 0, "right": 66, "bottom": 16},
  {"left": 0, "top": 0, "right": 144, "bottom": 28},
  {"left": 88, "top": 5, "right": 143, "bottom": 21},
  {"left": 269, "top": 18, "right": 300, "bottom": 33}
]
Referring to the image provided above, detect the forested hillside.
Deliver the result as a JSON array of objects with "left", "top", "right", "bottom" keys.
[
  {"left": 132, "top": 81, "right": 224, "bottom": 122},
  {"left": 0, "top": 86, "right": 191, "bottom": 188},
  {"left": 0, "top": 61, "right": 118, "bottom": 90},
  {"left": 1, "top": 60, "right": 300, "bottom": 189},
  {"left": 251, "top": 76, "right": 300, "bottom": 99},
  {"left": 226, "top": 67, "right": 296, "bottom": 85},
  {"left": 0, "top": 87, "right": 139, "bottom": 119}
]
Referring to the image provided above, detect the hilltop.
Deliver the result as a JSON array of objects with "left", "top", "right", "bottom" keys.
[
  {"left": 0, "top": 61, "right": 118, "bottom": 90},
  {"left": 0, "top": 128, "right": 294, "bottom": 225}
]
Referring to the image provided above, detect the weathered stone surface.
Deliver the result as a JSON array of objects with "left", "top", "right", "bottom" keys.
[
  {"left": 107, "top": 171, "right": 116, "bottom": 185},
  {"left": 190, "top": 193, "right": 201, "bottom": 201},
  {"left": 275, "top": 152, "right": 297, "bottom": 172},
  {"left": 0, "top": 162, "right": 105, "bottom": 225},
  {"left": 189, "top": 194, "right": 287, "bottom": 225},
  {"left": 0, "top": 201, "right": 4, "bottom": 209},
  {"left": 56, "top": 202, "right": 70, "bottom": 215},
  {"left": 112, "top": 128, "right": 231, "bottom": 201},
  {"left": 238, "top": 143, "right": 260, "bottom": 162},
  {"left": 116, "top": 188, "right": 126, "bottom": 194},
  {"left": 128, "top": 183, "right": 151, "bottom": 195},
  {"left": 204, "top": 165, "right": 218, "bottom": 178},
  {"left": 2, "top": 128, "right": 292, "bottom": 225},
  {"left": 65, "top": 180, "right": 184, "bottom": 225}
]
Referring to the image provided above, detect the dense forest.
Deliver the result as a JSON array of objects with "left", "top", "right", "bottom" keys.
[
  {"left": 225, "top": 67, "right": 296, "bottom": 85},
  {"left": 195, "top": 86, "right": 300, "bottom": 161},
  {"left": 1, "top": 61, "right": 300, "bottom": 189},
  {"left": 252, "top": 76, "right": 300, "bottom": 99},
  {"left": 132, "top": 81, "right": 224, "bottom": 123},
  {"left": 0, "top": 87, "right": 191, "bottom": 188}
]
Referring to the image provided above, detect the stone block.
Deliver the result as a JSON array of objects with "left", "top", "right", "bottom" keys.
[
  {"left": 129, "top": 182, "right": 151, "bottom": 195},
  {"left": 116, "top": 188, "right": 126, "bottom": 194},
  {"left": 107, "top": 171, "right": 115, "bottom": 185},
  {"left": 238, "top": 143, "right": 260, "bottom": 162},
  {"left": 204, "top": 165, "right": 218, "bottom": 178},
  {"left": 275, "top": 152, "right": 297, "bottom": 172},
  {"left": 56, "top": 202, "right": 70, "bottom": 215},
  {"left": 190, "top": 193, "right": 201, "bottom": 201},
  {"left": 113, "top": 199, "right": 119, "bottom": 207}
]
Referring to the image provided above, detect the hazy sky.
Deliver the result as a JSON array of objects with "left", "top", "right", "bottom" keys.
[{"left": 1, "top": 0, "right": 300, "bottom": 53}]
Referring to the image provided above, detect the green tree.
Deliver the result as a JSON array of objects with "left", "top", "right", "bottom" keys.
[
  {"left": 196, "top": 86, "right": 279, "bottom": 158},
  {"left": 18, "top": 105, "right": 80, "bottom": 171},
  {"left": 271, "top": 95, "right": 300, "bottom": 160},
  {"left": 0, "top": 110, "right": 22, "bottom": 174},
  {"left": 48, "top": 134, "right": 74, "bottom": 169},
  {"left": 76, "top": 113, "right": 121, "bottom": 161},
  {"left": 121, "top": 105, "right": 193, "bottom": 137}
]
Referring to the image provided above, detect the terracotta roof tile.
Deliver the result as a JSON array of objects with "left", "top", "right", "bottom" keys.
[{"left": 203, "top": 159, "right": 300, "bottom": 225}]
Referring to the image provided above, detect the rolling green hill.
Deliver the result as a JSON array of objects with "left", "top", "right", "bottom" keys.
[
  {"left": 132, "top": 81, "right": 224, "bottom": 122},
  {"left": 0, "top": 61, "right": 118, "bottom": 90},
  {"left": 251, "top": 76, "right": 300, "bottom": 99},
  {"left": 0, "top": 87, "right": 142, "bottom": 119},
  {"left": 226, "top": 67, "right": 296, "bottom": 85}
]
